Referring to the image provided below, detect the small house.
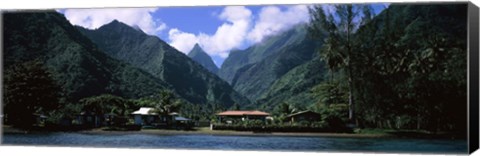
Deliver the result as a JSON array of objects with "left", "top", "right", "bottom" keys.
[
  {"left": 169, "top": 112, "right": 190, "bottom": 122},
  {"left": 131, "top": 108, "right": 192, "bottom": 129},
  {"left": 172, "top": 115, "right": 193, "bottom": 129},
  {"left": 76, "top": 111, "right": 104, "bottom": 127},
  {"left": 216, "top": 110, "right": 270, "bottom": 124},
  {"left": 285, "top": 110, "right": 321, "bottom": 123},
  {"left": 131, "top": 107, "right": 162, "bottom": 126}
]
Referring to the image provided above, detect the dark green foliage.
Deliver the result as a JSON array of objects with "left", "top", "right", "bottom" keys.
[
  {"left": 180, "top": 103, "right": 203, "bottom": 121},
  {"left": 251, "top": 3, "right": 467, "bottom": 133},
  {"left": 47, "top": 102, "right": 83, "bottom": 124},
  {"left": 271, "top": 102, "right": 299, "bottom": 123},
  {"left": 229, "top": 103, "right": 240, "bottom": 110},
  {"left": 212, "top": 122, "right": 351, "bottom": 133},
  {"left": 150, "top": 90, "right": 182, "bottom": 116},
  {"left": 313, "top": 104, "right": 349, "bottom": 129},
  {"left": 352, "top": 4, "right": 467, "bottom": 132},
  {"left": 180, "top": 102, "right": 227, "bottom": 122},
  {"left": 188, "top": 43, "right": 219, "bottom": 74},
  {"left": 311, "top": 80, "right": 349, "bottom": 106},
  {"left": 309, "top": 4, "right": 374, "bottom": 122},
  {"left": 80, "top": 94, "right": 130, "bottom": 116},
  {"left": 257, "top": 58, "right": 326, "bottom": 110},
  {"left": 307, "top": 4, "right": 467, "bottom": 132},
  {"left": 3, "top": 60, "right": 61, "bottom": 128},
  {"left": 77, "top": 21, "right": 249, "bottom": 108},
  {"left": 3, "top": 12, "right": 170, "bottom": 103},
  {"left": 275, "top": 102, "right": 297, "bottom": 116}
]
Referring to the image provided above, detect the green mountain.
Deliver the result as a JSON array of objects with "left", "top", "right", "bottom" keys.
[
  {"left": 3, "top": 12, "right": 170, "bottom": 102},
  {"left": 257, "top": 58, "right": 326, "bottom": 110},
  {"left": 187, "top": 43, "right": 219, "bottom": 74},
  {"left": 219, "top": 25, "right": 310, "bottom": 84},
  {"left": 238, "top": 4, "right": 468, "bottom": 116},
  {"left": 77, "top": 21, "right": 249, "bottom": 107},
  {"left": 219, "top": 25, "right": 320, "bottom": 101}
]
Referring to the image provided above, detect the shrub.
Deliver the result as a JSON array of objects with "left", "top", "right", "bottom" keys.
[{"left": 212, "top": 121, "right": 352, "bottom": 133}]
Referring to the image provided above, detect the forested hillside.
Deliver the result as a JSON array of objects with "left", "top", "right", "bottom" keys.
[
  {"left": 219, "top": 25, "right": 320, "bottom": 101},
  {"left": 3, "top": 12, "right": 170, "bottom": 102}
]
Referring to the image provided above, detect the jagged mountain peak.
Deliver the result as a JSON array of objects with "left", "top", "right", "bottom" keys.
[
  {"left": 97, "top": 19, "right": 146, "bottom": 35},
  {"left": 192, "top": 43, "right": 202, "bottom": 50},
  {"left": 188, "top": 43, "right": 206, "bottom": 56},
  {"left": 188, "top": 43, "right": 219, "bottom": 74}
]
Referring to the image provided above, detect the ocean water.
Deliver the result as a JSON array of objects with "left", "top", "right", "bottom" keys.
[{"left": 2, "top": 132, "right": 467, "bottom": 154}]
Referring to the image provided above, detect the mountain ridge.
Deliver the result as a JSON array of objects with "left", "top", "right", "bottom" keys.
[
  {"left": 77, "top": 20, "right": 250, "bottom": 107},
  {"left": 219, "top": 24, "right": 321, "bottom": 101},
  {"left": 3, "top": 12, "right": 171, "bottom": 102}
]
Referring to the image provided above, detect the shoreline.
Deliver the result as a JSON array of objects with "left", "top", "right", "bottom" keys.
[
  {"left": 80, "top": 128, "right": 394, "bottom": 138},
  {"left": 3, "top": 125, "right": 391, "bottom": 138},
  {"left": 4, "top": 125, "right": 463, "bottom": 140}
]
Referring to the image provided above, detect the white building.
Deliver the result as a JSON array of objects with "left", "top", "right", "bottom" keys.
[{"left": 131, "top": 107, "right": 158, "bottom": 125}]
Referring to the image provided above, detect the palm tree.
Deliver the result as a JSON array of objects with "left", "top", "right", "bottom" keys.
[
  {"left": 308, "top": 4, "right": 373, "bottom": 125},
  {"left": 150, "top": 90, "right": 182, "bottom": 126},
  {"left": 320, "top": 37, "right": 344, "bottom": 81},
  {"left": 273, "top": 102, "right": 298, "bottom": 123}
]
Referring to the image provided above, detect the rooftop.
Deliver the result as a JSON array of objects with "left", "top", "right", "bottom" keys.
[
  {"left": 286, "top": 110, "right": 320, "bottom": 118},
  {"left": 175, "top": 116, "right": 191, "bottom": 121},
  {"left": 217, "top": 110, "right": 270, "bottom": 116},
  {"left": 131, "top": 107, "right": 158, "bottom": 115}
]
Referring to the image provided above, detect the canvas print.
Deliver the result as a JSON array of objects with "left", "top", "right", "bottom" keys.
[{"left": 1, "top": 2, "right": 473, "bottom": 154}]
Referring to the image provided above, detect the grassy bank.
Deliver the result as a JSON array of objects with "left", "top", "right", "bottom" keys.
[{"left": 77, "top": 127, "right": 391, "bottom": 138}]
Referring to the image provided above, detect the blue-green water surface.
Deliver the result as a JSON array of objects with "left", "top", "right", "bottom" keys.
[{"left": 2, "top": 133, "right": 467, "bottom": 154}]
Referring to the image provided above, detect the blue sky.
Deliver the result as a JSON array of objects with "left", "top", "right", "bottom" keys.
[{"left": 59, "top": 4, "right": 387, "bottom": 67}]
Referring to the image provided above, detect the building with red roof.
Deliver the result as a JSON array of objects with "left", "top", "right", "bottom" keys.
[{"left": 216, "top": 110, "right": 270, "bottom": 124}]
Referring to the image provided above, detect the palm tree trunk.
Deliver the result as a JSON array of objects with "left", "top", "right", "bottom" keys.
[
  {"left": 346, "top": 14, "right": 355, "bottom": 125},
  {"left": 346, "top": 5, "right": 354, "bottom": 124},
  {"left": 348, "top": 69, "right": 355, "bottom": 122}
]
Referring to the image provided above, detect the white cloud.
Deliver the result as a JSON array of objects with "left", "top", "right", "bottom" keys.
[
  {"left": 156, "top": 23, "right": 167, "bottom": 32},
  {"left": 218, "top": 6, "right": 252, "bottom": 22},
  {"left": 168, "top": 6, "right": 252, "bottom": 58},
  {"left": 168, "top": 28, "right": 199, "bottom": 54},
  {"left": 247, "top": 5, "right": 310, "bottom": 43},
  {"left": 62, "top": 8, "right": 166, "bottom": 35},
  {"left": 198, "top": 6, "right": 251, "bottom": 58},
  {"left": 168, "top": 5, "right": 311, "bottom": 59}
]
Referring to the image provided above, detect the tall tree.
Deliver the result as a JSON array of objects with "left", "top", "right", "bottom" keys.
[
  {"left": 80, "top": 94, "right": 128, "bottom": 116},
  {"left": 308, "top": 4, "right": 373, "bottom": 124},
  {"left": 276, "top": 102, "right": 297, "bottom": 115},
  {"left": 4, "top": 60, "right": 61, "bottom": 128},
  {"left": 271, "top": 102, "right": 299, "bottom": 123},
  {"left": 230, "top": 103, "right": 240, "bottom": 110},
  {"left": 341, "top": 4, "right": 467, "bottom": 131},
  {"left": 151, "top": 90, "right": 182, "bottom": 115},
  {"left": 145, "top": 90, "right": 183, "bottom": 125}
]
